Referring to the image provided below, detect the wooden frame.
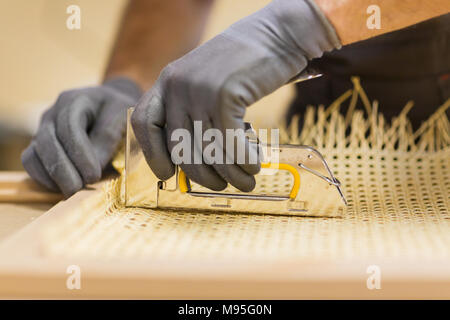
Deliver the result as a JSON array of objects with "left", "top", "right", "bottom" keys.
[{"left": 0, "top": 180, "right": 449, "bottom": 299}]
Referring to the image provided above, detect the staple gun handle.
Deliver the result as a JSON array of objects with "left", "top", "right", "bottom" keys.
[{"left": 178, "top": 163, "right": 300, "bottom": 200}]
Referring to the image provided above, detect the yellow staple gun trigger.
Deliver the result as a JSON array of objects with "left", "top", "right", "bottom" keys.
[
  {"left": 261, "top": 163, "right": 300, "bottom": 199},
  {"left": 178, "top": 163, "right": 301, "bottom": 200}
]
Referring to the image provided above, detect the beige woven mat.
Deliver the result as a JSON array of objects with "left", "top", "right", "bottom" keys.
[{"left": 41, "top": 78, "right": 450, "bottom": 263}]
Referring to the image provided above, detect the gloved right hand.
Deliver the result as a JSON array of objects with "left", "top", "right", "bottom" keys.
[
  {"left": 22, "top": 77, "right": 142, "bottom": 197},
  {"left": 131, "top": 0, "right": 341, "bottom": 192}
]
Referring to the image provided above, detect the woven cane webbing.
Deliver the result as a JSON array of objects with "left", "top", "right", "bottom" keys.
[{"left": 41, "top": 78, "right": 450, "bottom": 263}]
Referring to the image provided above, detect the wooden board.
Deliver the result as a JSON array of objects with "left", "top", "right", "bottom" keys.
[
  {"left": 0, "top": 180, "right": 449, "bottom": 299},
  {"left": 0, "top": 171, "right": 60, "bottom": 242},
  {"left": 0, "top": 171, "right": 62, "bottom": 204},
  {"left": 0, "top": 203, "right": 51, "bottom": 242}
]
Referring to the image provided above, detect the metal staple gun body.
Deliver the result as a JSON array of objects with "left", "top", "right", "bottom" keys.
[{"left": 123, "top": 108, "right": 347, "bottom": 217}]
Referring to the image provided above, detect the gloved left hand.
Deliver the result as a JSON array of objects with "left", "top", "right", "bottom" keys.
[{"left": 22, "top": 77, "right": 142, "bottom": 197}]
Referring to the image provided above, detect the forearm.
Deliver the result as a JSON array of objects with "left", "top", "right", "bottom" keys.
[
  {"left": 104, "top": 0, "right": 214, "bottom": 89},
  {"left": 315, "top": 0, "right": 450, "bottom": 45}
]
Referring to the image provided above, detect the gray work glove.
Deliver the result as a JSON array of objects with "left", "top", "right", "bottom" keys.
[
  {"left": 132, "top": 0, "right": 341, "bottom": 192},
  {"left": 22, "top": 77, "right": 142, "bottom": 197}
]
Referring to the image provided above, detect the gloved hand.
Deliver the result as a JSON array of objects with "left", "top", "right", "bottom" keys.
[
  {"left": 22, "top": 77, "right": 142, "bottom": 197},
  {"left": 132, "top": 0, "right": 341, "bottom": 192}
]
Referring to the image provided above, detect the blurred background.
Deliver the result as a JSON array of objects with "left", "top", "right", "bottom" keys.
[{"left": 0, "top": 0, "right": 293, "bottom": 170}]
